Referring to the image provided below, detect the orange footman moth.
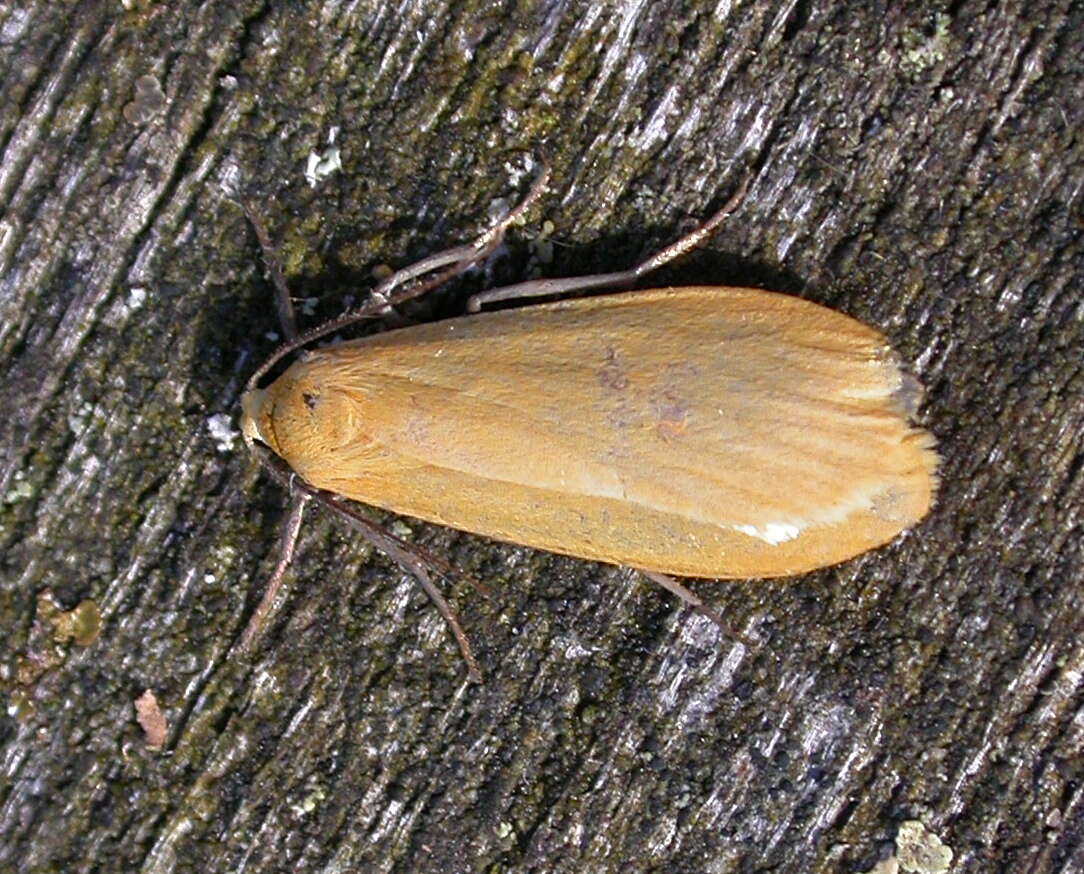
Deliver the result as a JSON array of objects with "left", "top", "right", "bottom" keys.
[{"left": 237, "top": 169, "right": 939, "bottom": 680}]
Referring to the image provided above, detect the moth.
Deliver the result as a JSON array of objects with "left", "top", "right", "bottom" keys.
[{"left": 238, "top": 171, "right": 938, "bottom": 678}]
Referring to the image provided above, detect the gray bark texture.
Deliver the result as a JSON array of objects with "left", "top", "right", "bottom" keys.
[{"left": 1, "top": 1, "right": 1081, "bottom": 872}]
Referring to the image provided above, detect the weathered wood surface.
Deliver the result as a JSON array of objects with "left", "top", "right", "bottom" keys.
[{"left": 1, "top": 1, "right": 1081, "bottom": 872}]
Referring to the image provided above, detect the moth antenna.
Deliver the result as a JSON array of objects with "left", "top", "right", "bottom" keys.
[
  {"left": 239, "top": 196, "right": 298, "bottom": 340},
  {"left": 236, "top": 194, "right": 312, "bottom": 655},
  {"left": 235, "top": 495, "right": 307, "bottom": 654},
  {"left": 238, "top": 192, "right": 498, "bottom": 679}
]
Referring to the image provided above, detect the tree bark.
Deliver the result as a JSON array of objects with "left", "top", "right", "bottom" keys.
[{"left": 1, "top": 1, "right": 1081, "bottom": 872}]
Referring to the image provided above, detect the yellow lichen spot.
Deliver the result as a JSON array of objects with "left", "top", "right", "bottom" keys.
[
  {"left": 896, "top": 820, "right": 953, "bottom": 874},
  {"left": 51, "top": 598, "right": 103, "bottom": 647}
]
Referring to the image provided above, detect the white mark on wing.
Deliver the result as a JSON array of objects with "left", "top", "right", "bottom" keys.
[{"left": 734, "top": 522, "right": 801, "bottom": 545}]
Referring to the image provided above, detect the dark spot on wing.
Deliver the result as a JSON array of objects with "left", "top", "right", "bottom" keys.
[{"left": 598, "top": 346, "right": 629, "bottom": 390}]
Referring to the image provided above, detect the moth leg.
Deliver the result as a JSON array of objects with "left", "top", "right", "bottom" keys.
[
  {"left": 240, "top": 193, "right": 491, "bottom": 679},
  {"left": 638, "top": 569, "right": 756, "bottom": 648},
  {"left": 239, "top": 466, "right": 484, "bottom": 680},
  {"left": 467, "top": 171, "right": 751, "bottom": 311},
  {"left": 397, "top": 563, "right": 484, "bottom": 685},
  {"left": 319, "top": 490, "right": 484, "bottom": 682},
  {"left": 248, "top": 447, "right": 484, "bottom": 681},
  {"left": 244, "top": 167, "right": 551, "bottom": 393},
  {"left": 368, "top": 164, "right": 552, "bottom": 309}
]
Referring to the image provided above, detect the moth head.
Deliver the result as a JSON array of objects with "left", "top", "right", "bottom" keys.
[
  {"left": 241, "top": 361, "right": 367, "bottom": 479},
  {"left": 240, "top": 387, "right": 281, "bottom": 455}
]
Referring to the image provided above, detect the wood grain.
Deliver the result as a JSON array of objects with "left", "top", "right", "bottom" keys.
[{"left": 1, "top": 1, "right": 1081, "bottom": 872}]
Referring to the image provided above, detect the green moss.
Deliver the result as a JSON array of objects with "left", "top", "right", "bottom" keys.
[{"left": 900, "top": 13, "right": 953, "bottom": 78}]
